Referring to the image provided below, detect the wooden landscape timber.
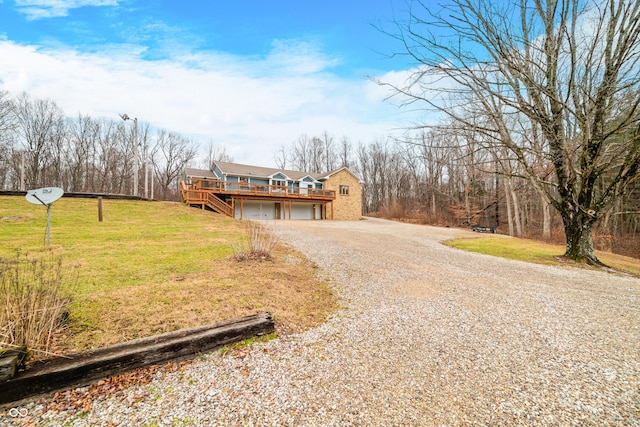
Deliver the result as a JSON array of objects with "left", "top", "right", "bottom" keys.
[
  {"left": 0, "top": 347, "right": 28, "bottom": 382},
  {"left": 0, "top": 312, "right": 274, "bottom": 406}
]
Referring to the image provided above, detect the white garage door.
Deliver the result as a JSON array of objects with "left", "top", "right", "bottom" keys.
[
  {"left": 290, "top": 203, "right": 314, "bottom": 220},
  {"left": 235, "top": 201, "right": 277, "bottom": 220},
  {"left": 234, "top": 201, "right": 317, "bottom": 220}
]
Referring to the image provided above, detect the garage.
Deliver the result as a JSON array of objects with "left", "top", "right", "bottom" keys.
[
  {"left": 290, "top": 203, "right": 314, "bottom": 220},
  {"left": 234, "top": 200, "right": 318, "bottom": 220},
  {"left": 235, "top": 201, "right": 277, "bottom": 220}
]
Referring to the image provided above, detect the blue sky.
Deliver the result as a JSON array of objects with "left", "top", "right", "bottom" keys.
[{"left": 0, "top": 0, "right": 421, "bottom": 166}]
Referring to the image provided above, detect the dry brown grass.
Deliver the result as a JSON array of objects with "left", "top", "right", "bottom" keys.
[
  {"left": 0, "top": 251, "right": 73, "bottom": 358},
  {"left": 61, "top": 245, "right": 335, "bottom": 353},
  {"left": 230, "top": 221, "right": 278, "bottom": 261}
]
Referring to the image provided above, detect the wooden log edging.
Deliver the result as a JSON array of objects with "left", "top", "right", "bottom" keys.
[
  {"left": 0, "top": 312, "right": 274, "bottom": 406},
  {"left": 0, "top": 347, "right": 28, "bottom": 382}
]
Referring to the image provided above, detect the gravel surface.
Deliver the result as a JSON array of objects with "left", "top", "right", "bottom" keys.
[{"left": 3, "top": 217, "right": 640, "bottom": 426}]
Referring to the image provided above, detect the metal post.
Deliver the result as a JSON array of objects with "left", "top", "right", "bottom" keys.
[
  {"left": 144, "top": 156, "right": 148, "bottom": 199},
  {"left": 46, "top": 204, "right": 51, "bottom": 246},
  {"left": 133, "top": 118, "right": 138, "bottom": 197},
  {"left": 120, "top": 114, "right": 139, "bottom": 197},
  {"left": 19, "top": 151, "right": 25, "bottom": 191}
]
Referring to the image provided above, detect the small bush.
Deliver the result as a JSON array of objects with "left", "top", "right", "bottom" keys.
[
  {"left": 0, "top": 251, "right": 73, "bottom": 359},
  {"left": 230, "top": 221, "right": 277, "bottom": 261}
]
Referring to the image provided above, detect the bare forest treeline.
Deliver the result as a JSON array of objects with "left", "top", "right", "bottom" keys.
[
  {"left": 1, "top": 90, "right": 637, "bottom": 258},
  {"left": 277, "top": 130, "right": 640, "bottom": 259},
  {"left": 0, "top": 91, "right": 204, "bottom": 201}
]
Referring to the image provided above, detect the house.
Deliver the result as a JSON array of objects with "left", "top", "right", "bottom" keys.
[{"left": 180, "top": 161, "right": 362, "bottom": 220}]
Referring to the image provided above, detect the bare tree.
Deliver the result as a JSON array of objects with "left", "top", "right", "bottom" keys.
[
  {"left": 95, "top": 120, "right": 127, "bottom": 194},
  {"left": 46, "top": 112, "right": 67, "bottom": 188},
  {"left": 278, "top": 132, "right": 347, "bottom": 172},
  {"left": 0, "top": 90, "right": 16, "bottom": 189},
  {"left": 151, "top": 129, "right": 198, "bottom": 200},
  {"left": 67, "top": 115, "right": 103, "bottom": 192},
  {"left": 204, "top": 140, "right": 232, "bottom": 169},
  {"left": 381, "top": 0, "right": 640, "bottom": 264},
  {"left": 355, "top": 142, "right": 373, "bottom": 212},
  {"left": 355, "top": 138, "right": 399, "bottom": 213},
  {"left": 309, "top": 136, "right": 325, "bottom": 173},
  {"left": 274, "top": 144, "right": 288, "bottom": 170},
  {"left": 291, "top": 134, "right": 311, "bottom": 172},
  {"left": 321, "top": 131, "right": 337, "bottom": 172},
  {"left": 413, "top": 130, "right": 452, "bottom": 221},
  {"left": 338, "top": 136, "right": 353, "bottom": 168},
  {"left": 10, "top": 93, "right": 65, "bottom": 189}
]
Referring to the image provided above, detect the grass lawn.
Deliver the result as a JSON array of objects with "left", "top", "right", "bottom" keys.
[
  {"left": 0, "top": 196, "right": 335, "bottom": 355},
  {"left": 445, "top": 234, "right": 640, "bottom": 275}
]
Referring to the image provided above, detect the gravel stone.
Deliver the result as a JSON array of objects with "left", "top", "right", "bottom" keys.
[{"left": 2, "top": 218, "right": 639, "bottom": 426}]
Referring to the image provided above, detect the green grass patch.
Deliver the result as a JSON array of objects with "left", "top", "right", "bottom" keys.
[
  {"left": 219, "top": 332, "right": 278, "bottom": 356},
  {"left": 597, "top": 252, "right": 640, "bottom": 275},
  {"left": 445, "top": 235, "right": 640, "bottom": 275},
  {"left": 0, "top": 197, "right": 239, "bottom": 295}
]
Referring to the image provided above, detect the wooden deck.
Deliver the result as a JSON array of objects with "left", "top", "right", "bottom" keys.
[
  {"left": 180, "top": 179, "right": 336, "bottom": 218},
  {"left": 185, "top": 179, "right": 335, "bottom": 199}
]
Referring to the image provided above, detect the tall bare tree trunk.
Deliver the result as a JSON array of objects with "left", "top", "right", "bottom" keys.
[
  {"left": 431, "top": 193, "right": 436, "bottom": 218},
  {"left": 507, "top": 178, "right": 523, "bottom": 237},
  {"left": 541, "top": 194, "right": 552, "bottom": 240},
  {"left": 505, "top": 179, "right": 515, "bottom": 237}
]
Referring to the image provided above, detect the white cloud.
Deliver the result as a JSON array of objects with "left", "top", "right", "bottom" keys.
[
  {"left": 15, "top": 0, "right": 118, "bottom": 20},
  {"left": 0, "top": 40, "right": 406, "bottom": 166}
]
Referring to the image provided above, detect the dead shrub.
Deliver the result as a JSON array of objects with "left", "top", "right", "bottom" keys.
[
  {"left": 230, "top": 221, "right": 277, "bottom": 261},
  {"left": 0, "top": 251, "right": 74, "bottom": 360},
  {"left": 378, "top": 201, "right": 407, "bottom": 219}
]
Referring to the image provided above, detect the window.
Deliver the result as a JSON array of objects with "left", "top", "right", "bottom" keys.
[
  {"left": 339, "top": 185, "right": 349, "bottom": 195},
  {"left": 273, "top": 179, "right": 286, "bottom": 187}
]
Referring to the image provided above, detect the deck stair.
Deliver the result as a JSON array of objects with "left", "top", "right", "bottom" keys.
[
  {"left": 180, "top": 181, "right": 234, "bottom": 217},
  {"left": 206, "top": 192, "right": 233, "bottom": 217}
]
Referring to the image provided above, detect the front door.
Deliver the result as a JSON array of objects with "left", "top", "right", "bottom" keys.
[{"left": 274, "top": 202, "right": 282, "bottom": 220}]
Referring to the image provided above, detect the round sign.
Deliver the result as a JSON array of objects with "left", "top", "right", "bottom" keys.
[{"left": 25, "top": 187, "right": 64, "bottom": 205}]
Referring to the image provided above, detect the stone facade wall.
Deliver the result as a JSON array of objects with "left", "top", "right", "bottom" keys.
[{"left": 324, "top": 169, "right": 362, "bottom": 220}]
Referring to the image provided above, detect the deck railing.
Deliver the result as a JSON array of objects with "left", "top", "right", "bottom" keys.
[
  {"left": 185, "top": 179, "right": 336, "bottom": 200},
  {"left": 180, "top": 181, "right": 206, "bottom": 204}
]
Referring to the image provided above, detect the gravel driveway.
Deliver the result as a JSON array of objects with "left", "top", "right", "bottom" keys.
[{"left": 6, "top": 217, "right": 640, "bottom": 426}]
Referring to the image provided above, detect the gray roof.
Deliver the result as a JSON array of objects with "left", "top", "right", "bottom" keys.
[
  {"left": 184, "top": 167, "right": 216, "bottom": 178},
  {"left": 185, "top": 162, "right": 360, "bottom": 182},
  {"left": 216, "top": 161, "right": 320, "bottom": 180}
]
